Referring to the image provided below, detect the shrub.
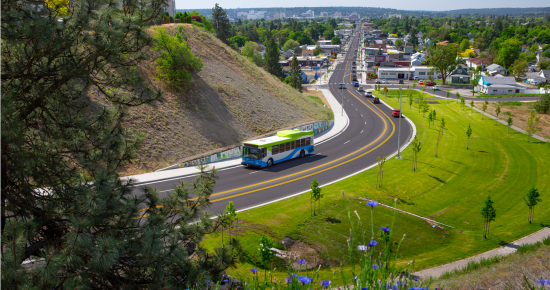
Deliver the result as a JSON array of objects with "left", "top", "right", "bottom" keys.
[
  {"left": 191, "top": 15, "right": 202, "bottom": 22},
  {"left": 533, "top": 93, "right": 550, "bottom": 114},
  {"left": 152, "top": 27, "right": 203, "bottom": 92}
]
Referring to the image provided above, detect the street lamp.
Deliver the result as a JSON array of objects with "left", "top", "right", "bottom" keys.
[{"left": 397, "top": 86, "right": 403, "bottom": 159}]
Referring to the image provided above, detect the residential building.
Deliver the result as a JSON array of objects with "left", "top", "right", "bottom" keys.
[
  {"left": 486, "top": 64, "right": 508, "bottom": 76},
  {"left": 478, "top": 75, "right": 526, "bottom": 95},
  {"left": 387, "top": 14, "right": 402, "bottom": 19},
  {"left": 302, "top": 50, "right": 314, "bottom": 57},
  {"left": 402, "top": 45, "right": 414, "bottom": 55},
  {"left": 465, "top": 58, "right": 491, "bottom": 70},
  {"left": 539, "top": 69, "right": 550, "bottom": 83},
  {"left": 446, "top": 64, "right": 470, "bottom": 84}
]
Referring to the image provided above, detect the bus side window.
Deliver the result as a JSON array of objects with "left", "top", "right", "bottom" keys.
[
  {"left": 305, "top": 137, "right": 311, "bottom": 146},
  {"left": 301, "top": 138, "right": 305, "bottom": 147},
  {"left": 280, "top": 143, "right": 285, "bottom": 153},
  {"left": 290, "top": 141, "right": 295, "bottom": 150},
  {"left": 272, "top": 145, "right": 278, "bottom": 155},
  {"left": 286, "top": 142, "right": 291, "bottom": 151}
]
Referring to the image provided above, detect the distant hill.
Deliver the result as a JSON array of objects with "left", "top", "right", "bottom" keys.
[{"left": 177, "top": 6, "right": 550, "bottom": 18}]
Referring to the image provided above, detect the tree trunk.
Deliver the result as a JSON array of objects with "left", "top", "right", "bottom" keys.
[
  {"left": 467, "top": 138, "right": 470, "bottom": 150},
  {"left": 0, "top": 157, "right": 8, "bottom": 242},
  {"left": 435, "top": 142, "right": 438, "bottom": 158},
  {"left": 508, "top": 126, "right": 510, "bottom": 134}
]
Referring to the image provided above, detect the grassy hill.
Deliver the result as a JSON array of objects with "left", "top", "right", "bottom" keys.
[{"left": 96, "top": 24, "right": 331, "bottom": 175}]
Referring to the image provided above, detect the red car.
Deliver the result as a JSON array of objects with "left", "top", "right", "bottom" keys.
[
  {"left": 418, "top": 81, "right": 425, "bottom": 85},
  {"left": 392, "top": 109, "right": 401, "bottom": 117},
  {"left": 426, "top": 81, "right": 436, "bottom": 86}
]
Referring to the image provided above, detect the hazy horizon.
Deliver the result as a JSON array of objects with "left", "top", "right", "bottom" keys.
[{"left": 176, "top": 2, "right": 549, "bottom": 12}]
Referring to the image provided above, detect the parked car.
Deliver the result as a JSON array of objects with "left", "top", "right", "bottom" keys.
[
  {"left": 418, "top": 81, "right": 425, "bottom": 85},
  {"left": 365, "top": 91, "right": 373, "bottom": 98},
  {"left": 433, "top": 85, "right": 440, "bottom": 90},
  {"left": 375, "top": 79, "right": 381, "bottom": 84},
  {"left": 358, "top": 87, "right": 365, "bottom": 92},
  {"left": 426, "top": 81, "right": 436, "bottom": 86},
  {"left": 339, "top": 83, "right": 345, "bottom": 89},
  {"left": 352, "top": 70, "right": 356, "bottom": 73},
  {"left": 399, "top": 80, "right": 404, "bottom": 84},
  {"left": 392, "top": 109, "right": 401, "bottom": 117},
  {"left": 372, "top": 97, "right": 380, "bottom": 104},
  {"left": 353, "top": 82, "right": 359, "bottom": 87}
]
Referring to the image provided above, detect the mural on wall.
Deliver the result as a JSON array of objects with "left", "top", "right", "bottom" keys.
[{"left": 178, "top": 120, "right": 334, "bottom": 168}]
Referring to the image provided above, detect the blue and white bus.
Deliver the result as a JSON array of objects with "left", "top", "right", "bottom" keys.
[{"left": 241, "top": 130, "right": 314, "bottom": 168}]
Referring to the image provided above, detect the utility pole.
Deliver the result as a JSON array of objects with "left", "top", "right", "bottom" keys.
[{"left": 397, "top": 86, "right": 403, "bottom": 159}]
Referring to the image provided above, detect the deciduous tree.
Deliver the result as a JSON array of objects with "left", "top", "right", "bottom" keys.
[
  {"left": 510, "top": 58, "right": 528, "bottom": 80},
  {"left": 411, "top": 136, "right": 422, "bottom": 171},
  {"left": 481, "top": 195, "right": 497, "bottom": 239},
  {"left": 466, "top": 123, "right": 473, "bottom": 149},
  {"left": 426, "top": 44, "right": 460, "bottom": 85},
  {"left": 524, "top": 188, "right": 542, "bottom": 224},
  {"left": 507, "top": 116, "right": 513, "bottom": 134},
  {"left": 495, "top": 105, "right": 501, "bottom": 125},
  {"left": 481, "top": 98, "right": 488, "bottom": 119}
]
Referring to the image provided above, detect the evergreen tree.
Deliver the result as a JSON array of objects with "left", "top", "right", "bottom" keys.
[
  {"left": 212, "top": 3, "right": 232, "bottom": 43},
  {"left": 288, "top": 55, "right": 303, "bottom": 92},
  {"left": 1, "top": 0, "right": 234, "bottom": 287},
  {"left": 264, "top": 31, "right": 284, "bottom": 78}
]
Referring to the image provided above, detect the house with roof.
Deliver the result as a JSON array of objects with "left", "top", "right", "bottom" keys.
[
  {"left": 446, "top": 64, "right": 471, "bottom": 84},
  {"left": 465, "top": 58, "right": 491, "bottom": 70},
  {"left": 486, "top": 64, "right": 508, "bottom": 76},
  {"left": 478, "top": 75, "right": 526, "bottom": 95},
  {"left": 539, "top": 69, "right": 550, "bottom": 83},
  {"left": 400, "top": 45, "right": 414, "bottom": 55},
  {"left": 302, "top": 50, "right": 314, "bottom": 57}
]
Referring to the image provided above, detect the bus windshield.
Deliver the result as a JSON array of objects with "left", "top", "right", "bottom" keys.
[{"left": 242, "top": 147, "right": 262, "bottom": 160}]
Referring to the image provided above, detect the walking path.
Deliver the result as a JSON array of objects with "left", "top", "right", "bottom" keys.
[
  {"left": 122, "top": 88, "right": 349, "bottom": 185},
  {"left": 414, "top": 226, "right": 550, "bottom": 279}
]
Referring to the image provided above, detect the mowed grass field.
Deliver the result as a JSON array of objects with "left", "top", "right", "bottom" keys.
[{"left": 201, "top": 89, "right": 549, "bottom": 284}]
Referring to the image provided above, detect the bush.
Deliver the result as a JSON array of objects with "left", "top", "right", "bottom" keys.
[
  {"left": 191, "top": 15, "right": 202, "bottom": 22},
  {"left": 533, "top": 93, "right": 550, "bottom": 114},
  {"left": 152, "top": 27, "right": 203, "bottom": 92}
]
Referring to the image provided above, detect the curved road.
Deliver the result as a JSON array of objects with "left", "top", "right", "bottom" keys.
[{"left": 133, "top": 32, "right": 413, "bottom": 214}]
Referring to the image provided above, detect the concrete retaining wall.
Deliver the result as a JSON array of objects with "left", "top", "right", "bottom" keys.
[{"left": 172, "top": 120, "right": 334, "bottom": 169}]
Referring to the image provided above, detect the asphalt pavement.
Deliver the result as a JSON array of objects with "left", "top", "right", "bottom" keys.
[{"left": 131, "top": 33, "right": 413, "bottom": 215}]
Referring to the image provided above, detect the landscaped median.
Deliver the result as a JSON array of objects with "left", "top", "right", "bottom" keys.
[{"left": 201, "top": 89, "right": 549, "bottom": 286}]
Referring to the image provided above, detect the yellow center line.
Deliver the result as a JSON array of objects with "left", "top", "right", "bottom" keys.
[{"left": 209, "top": 48, "right": 396, "bottom": 204}]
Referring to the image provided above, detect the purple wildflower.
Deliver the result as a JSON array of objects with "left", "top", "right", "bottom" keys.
[
  {"left": 251, "top": 268, "right": 257, "bottom": 274},
  {"left": 381, "top": 226, "right": 391, "bottom": 233},
  {"left": 320, "top": 280, "right": 331, "bottom": 288},
  {"left": 367, "top": 201, "right": 379, "bottom": 208},
  {"left": 368, "top": 240, "right": 378, "bottom": 247},
  {"left": 297, "top": 258, "right": 306, "bottom": 264},
  {"left": 372, "top": 264, "right": 378, "bottom": 269}
]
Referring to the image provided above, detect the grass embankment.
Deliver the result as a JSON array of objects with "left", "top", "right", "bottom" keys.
[
  {"left": 484, "top": 101, "right": 550, "bottom": 138},
  {"left": 202, "top": 89, "right": 549, "bottom": 285},
  {"left": 476, "top": 93, "right": 541, "bottom": 98},
  {"left": 434, "top": 237, "right": 550, "bottom": 289}
]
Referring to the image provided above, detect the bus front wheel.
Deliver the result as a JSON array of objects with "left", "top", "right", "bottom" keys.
[
  {"left": 267, "top": 159, "right": 273, "bottom": 167},
  {"left": 300, "top": 150, "right": 305, "bottom": 158}
]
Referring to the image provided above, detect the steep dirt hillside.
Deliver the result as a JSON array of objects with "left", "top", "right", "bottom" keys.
[{"left": 114, "top": 24, "right": 331, "bottom": 175}]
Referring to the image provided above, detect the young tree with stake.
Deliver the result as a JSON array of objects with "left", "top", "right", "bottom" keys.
[
  {"left": 422, "top": 102, "right": 430, "bottom": 117},
  {"left": 470, "top": 100, "right": 475, "bottom": 112},
  {"left": 440, "top": 118, "right": 446, "bottom": 135},
  {"left": 258, "top": 234, "right": 276, "bottom": 283},
  {"left": 223, "top": 201, "right": 237, "bottom": 245},
  {"left": 481, "top": 196, "right": 497, "bottom": 239},
  {"left": 432, "top": 109, "right": 437, "bottom": 124},
  {"left": 456, "top": 92, "right": 460, "bottom": 103},
  {"left": 481, "top": 98, "right": 488, "bottom": 119},
  {"left": 526, "top": 111, "right": 542, "bottom": 142},
  {"left": 376, "top": 155, "right": 387, "bottom": 188},
  {"left": 507, "top": 116, "right": 513, "bottom": 134},
  {"left": 461, "top": 96, "right": 466, "bottom": 111},
  {"left": 524, "top": 187, "right": 542, "bottom": 224},
  {"left": 435, "top": 121, "right": 444, "bottom": 158},
  {"left": 428, "top": 110, "right": 433, "bottom": 128},
  {"left": 466, "top": 124, "right": 473, "bottom": 149},
  {"left": 310, "top": 179, "right": 322, "bottom": 216},
  {"left": 409, "top": 93, "right": 413, "bottom": 109},
  {"left": 495, "top": 105, "right": 501, "bottom": 126},
  {"left": 411, "top": 136, "right": 422, "bottom": 171}
]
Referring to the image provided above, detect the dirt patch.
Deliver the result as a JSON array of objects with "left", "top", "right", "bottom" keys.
[
  {"left": 428, "top": 206, "right": 454, "bottom": 219},
  {"left": 275, "top": 240, "right": 322, "bottom": 270},
  {"left": 483, "top": 102, "right": 550, "bottom": 139},
  {"left": 106, "top": 24, "right": 331, "bottom": 175}
]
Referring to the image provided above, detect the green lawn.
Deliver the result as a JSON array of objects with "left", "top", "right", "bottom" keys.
[
  {"left": 202, "top": 89, "right": 550, "bottom": 285},
  {"left": 475, "top": 93, "right": 542, "bottom": 98}
]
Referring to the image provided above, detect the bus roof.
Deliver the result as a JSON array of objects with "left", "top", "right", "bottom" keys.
[{"left": 244, "top": 130, "right": 313, "bottom": 147}]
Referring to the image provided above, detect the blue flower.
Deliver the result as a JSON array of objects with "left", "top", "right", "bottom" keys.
[
  {"left": 368, "top": 240, "right": 378, "bottom": 247},
  {"left": 297, "top": 258, "right": 306, "bottom": 264},
  {"left": 372, "top": 264, "right": 378, "bottom": 269},
  {"left": 381, "top": 226, "right": 391, "bottom": 233},
  {"left": 206, "top": 280, "right": 210, "bottom": 283},
  {"left": 223, "top": 279, "right": 228, "bottom": 283},
  {"left": 285, "top": 278, "right": 292, "bottom": 283},
  {"left": 320, "top": 280, "right": 331, "bottom": 288},
  {"left": 357, "top": 245, "right": 367, "bottom": 251},
  {"left": 367, "top": 201, "right": 379, "bottom": 208},
  {"left": 298, "top": 276, "right": 313, "bottom": 285},
  {"left": 361, "top": 288, "right": 368, "bottom": 290},
  {"left": 251, "top": 268, "right": 257, "bottom": 274}
]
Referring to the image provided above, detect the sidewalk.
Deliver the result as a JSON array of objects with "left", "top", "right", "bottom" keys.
[
  {"left": 122, "top": 88, "right": 350, "bottom": 185},
  {"left": 414, "top": 226, "right": 550, "bottom": 279}
]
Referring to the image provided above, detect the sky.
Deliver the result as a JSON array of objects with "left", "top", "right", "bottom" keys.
[{"left": 176, "top": 0, "right": 549, "bottom": 11}]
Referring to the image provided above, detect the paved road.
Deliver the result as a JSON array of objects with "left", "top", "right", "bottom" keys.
[{"left": 132, "top": 32, "right": 413, "bottom": 215}]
